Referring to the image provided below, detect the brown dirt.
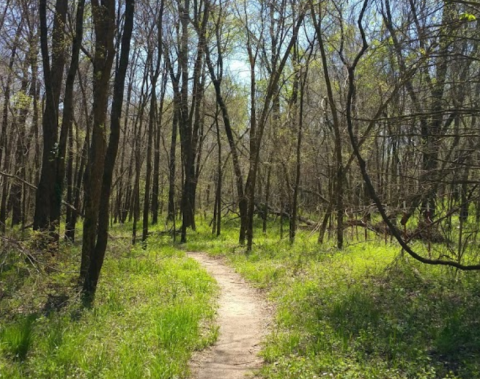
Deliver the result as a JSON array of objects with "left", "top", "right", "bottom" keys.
[{"left": 188, "top": 252, "right": 271, "bottom": 379}]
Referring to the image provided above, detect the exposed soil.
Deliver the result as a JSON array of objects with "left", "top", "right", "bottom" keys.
[{"left": 188, "top": 252, "right": 271, "bottom": 379}]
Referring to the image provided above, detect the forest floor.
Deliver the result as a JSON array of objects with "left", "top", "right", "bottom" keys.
[
  {"left": 188, "top": 252, "right": 271, "bottom": 379},
  {"left": 2, "top": 220, "right": 480, "bottom": 378},
  {"left": 184, "top": 221, "right": 480, "bottom": 379},
  {"left": 0, "top": 236, "right": 219, "bottom": 378}
]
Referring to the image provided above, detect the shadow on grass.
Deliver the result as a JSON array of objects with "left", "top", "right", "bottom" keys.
[
  {"left": 318, "top": 264, "right": 480, "bottom": 378},
  {"left": 0, "top": 313, "right": 37, "bottom": 361}
]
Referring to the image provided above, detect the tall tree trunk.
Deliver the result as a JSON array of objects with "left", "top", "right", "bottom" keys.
[
  {"left": 64, "top": 123, "right": 74, "bottom": 240},
  {"left": 11, "top": 72, "right": 30, "bottom": 227},
  {"left": 167, "top": 107, "right": 178, "bottom": 222},
  {"left": 51, "top": 0, "right": 85, "bottom": 226},
  {"left": 143, "top": 0, "right": 164, "bottom": 239},
  {"left": 66, "top": 120, "right": 89, "bottom": 242},
  {"left": 0, "top": 34, "right": 18, "bottom": 232},
  {"left": 25, "top": 47, "right": 40, "bottom": 228},
  {"left": 204, "top": 46, "right": 247, "bottom": 243},
  {"left": 130, "top": 71, "right": 149, "bottom": 243},
  {"left": 213, "top": 107, "right": 222, "bottom": 236},
  {"left": 311, "top": 3, "right": 344, "bottom": 248},
  {"left": 142, "top": 78, "right": 157, "bottom": 243},
  {"left": 115, "top": 64, "right": 134, "bottom": 224},
  {"left": 84, "top": 0, "right": 134, "bottom": 301},
  {"left": 290, "top": 62, "right": 307, "bottom": 244},
  {"left": 263, "top": 160, "right": 272, "bottom": 235},
  {"left": 66, "top": 70, "right": 91, "bottom": 242},
  {"left": 81, "top": 0, "right": 116, "bottom": 291},
  {"left": 34, "top": 0, "right": 67, "bottom": 234},
  {"left": 152, "top": 70, "right": 167, "bottom": 225},
  {"left": 243, "top": 7, "right": 304, "bottom": 252},
  {"left": 177, "top": 0, "right": 208, "bottom": 242}
]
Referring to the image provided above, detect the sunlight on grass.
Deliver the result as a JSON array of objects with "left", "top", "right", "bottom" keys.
[
  {"left": 0, "top": 234, "right": 218, "bottom": 378},
  {"left": 2, "top": 215, "right": 480, "bottom": 379},
  {"left": 183, "top": 217, "right": 480, "bottom": 379}
]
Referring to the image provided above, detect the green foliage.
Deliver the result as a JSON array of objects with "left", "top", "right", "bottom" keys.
[
  {"left": 460, "top": 13, "right": 476, "bottom": 22},
  {"left": 28, "top": 230, "right": 58, "bottom": 255},
  {"left": 0, "top": 314, "right": 36, "bottom": 361},
  {"left": 10, "top": 90, "right": 32, "bottom": 110},
  {"left": 3, "top": 215, "right": 480, "bottom": 378},
  {"left": 185, "top": 217, "right": 480, "bottom": 379},
  {"left": 0, "top": 232, "right": 218, "bottom": 378}
]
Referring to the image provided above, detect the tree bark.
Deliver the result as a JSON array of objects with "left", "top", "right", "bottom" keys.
[
  {"left": 34, "top": 0, "right": 67, "bottom": 234},
  {"left": 152, "top": 69, "right": 167, "bottom": 225},
  {"left": 51, "top": 0, "right": 85, "bottom": 226},
  {"left": 310, "top": 2, "right": 344, "bottom": 248},
  {"left": 81, "top": 0, "right": 116, "bottom": 295},
  {"left": 83, "top": 0, "right": 134, "bottom": 302}
]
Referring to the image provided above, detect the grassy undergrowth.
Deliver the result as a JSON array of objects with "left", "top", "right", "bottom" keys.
[
  {"left": 0, "top": 231, "right": 218, "bottom": 378},
  {"left": 184, "top": 218, "right": 480, "bottom": 379},
  {"left": 2, "top": 215, "right": 480, "bottom": 378}
]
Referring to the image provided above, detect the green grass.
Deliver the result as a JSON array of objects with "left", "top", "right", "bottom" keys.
[
  {"left": 2, "top": 214, "right": 480, "bottom": 378},
  {"left": 183, "top": 217, "right": 480, "bottom": 379},
  {"left": 1, "top": 314, "right": 36, "bottom": 361},
  {"left": 0, "top": 231, "right": 218, "bottom": 378}
]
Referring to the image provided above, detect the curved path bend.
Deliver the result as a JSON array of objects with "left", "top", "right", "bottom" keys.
[{"left": 188, "top": 252, "right": 270, "bottom": 379}]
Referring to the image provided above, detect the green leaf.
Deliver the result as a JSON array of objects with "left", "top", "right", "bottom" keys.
[{"left": 460, "top": 13, "right": 476, "bottom": 22}]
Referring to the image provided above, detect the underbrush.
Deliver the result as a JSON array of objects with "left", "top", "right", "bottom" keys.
[
  {"left": 184, "top": 218, "right": 480, "bottom": 379},
  {"left": 0, "top": 232, "right": 218, "bottom": 378},
  {"left": 2, "top": 214, "right": 479, "bottom": 378}
]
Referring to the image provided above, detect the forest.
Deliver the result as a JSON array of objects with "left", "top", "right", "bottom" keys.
[{"left": 1, "top": 0, "right": 480, "bottom": 377}]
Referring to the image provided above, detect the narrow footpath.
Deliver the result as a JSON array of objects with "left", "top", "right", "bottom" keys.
[{"left": 188, "top": 252, "right": 270, "bottom": 379}]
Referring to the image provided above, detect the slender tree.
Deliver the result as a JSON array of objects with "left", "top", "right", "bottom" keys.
[{"left": 34, "top": 0, "right": 67, "bottom": 235}]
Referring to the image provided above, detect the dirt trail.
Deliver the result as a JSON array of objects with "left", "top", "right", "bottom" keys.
[{"left": 188, "top": 252, "right": 270, "bottom": 379}]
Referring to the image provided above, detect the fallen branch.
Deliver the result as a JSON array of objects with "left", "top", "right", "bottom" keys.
[
  {"left": 344, "top": 219, "right": 449, "bottom": 243},
  {"left": 0, "top": 171, "right": 81, "bottom": 215},
  {"left": 254, "top": 202, "right": 316, "bottom": 226}
]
